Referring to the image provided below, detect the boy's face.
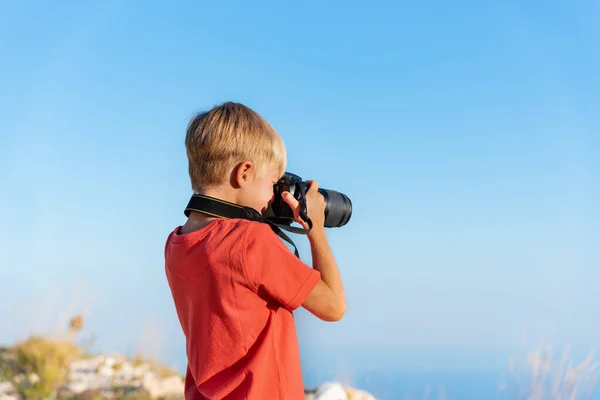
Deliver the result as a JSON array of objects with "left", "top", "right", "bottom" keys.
[{"left": 238, "top": 163, "right": 282, "bottom": 214}]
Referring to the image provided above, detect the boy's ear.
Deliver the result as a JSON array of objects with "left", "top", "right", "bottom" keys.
[{"left": 232, "top": 160, "right": 254, "bottom": 188}]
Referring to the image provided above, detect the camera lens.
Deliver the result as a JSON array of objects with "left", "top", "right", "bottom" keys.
[{"left": 319, "top": 189, "right": 352, "bottom": 228}]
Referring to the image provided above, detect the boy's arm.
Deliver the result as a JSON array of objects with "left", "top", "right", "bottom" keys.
[
  {"left": 301, "top": 226, "right": 346, "bottom": 322},
  {"left": 281, "top": 181, "right": 346, "bottom": 322}
]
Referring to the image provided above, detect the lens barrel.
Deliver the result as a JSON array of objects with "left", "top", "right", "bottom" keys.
[{"left": 319, "top": 188, "right": 352, "bottom": 228}]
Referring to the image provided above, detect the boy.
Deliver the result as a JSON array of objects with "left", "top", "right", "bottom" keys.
[{"left": 164, "top": 102, "right": 346, "bottom": 399}]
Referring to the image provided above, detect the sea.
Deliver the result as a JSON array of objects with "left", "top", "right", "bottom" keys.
[
  {"left": 298, "top": 348, "right": 600, "bottom": 400},
  {"left": 302, "top": 369, "right": 600, "bottom": 400}
]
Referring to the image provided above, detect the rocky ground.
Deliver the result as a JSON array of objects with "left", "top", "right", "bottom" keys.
[
  {"left": 0, "top": 336, "right": 376, "bottom": 400},
  {"left": 0, "top": 344, "right": 184, "bottom": 400}
]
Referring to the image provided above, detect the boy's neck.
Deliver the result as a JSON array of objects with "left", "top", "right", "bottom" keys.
[
  {"left": 179, "top": 186, "right": 240, "bottom": 235},
  {"left": 198, "top": 186, "right": 239, "bottom": 204}
]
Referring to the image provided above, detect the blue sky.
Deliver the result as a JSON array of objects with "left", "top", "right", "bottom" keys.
[{"left": 1, "top": 0, "right": 598, "bottom": 386}]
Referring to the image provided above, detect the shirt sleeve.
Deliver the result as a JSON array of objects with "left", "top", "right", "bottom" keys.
[{"left": 242, "top": 222, "right": 321, "bottom": 311}]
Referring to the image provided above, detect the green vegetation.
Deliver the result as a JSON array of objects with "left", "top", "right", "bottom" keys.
[
  {"left": 0, "top": 314, "right": 184, "bottom": 400},
  {"left": 4, "top": 336, "right": 83, "bottom": 399}
]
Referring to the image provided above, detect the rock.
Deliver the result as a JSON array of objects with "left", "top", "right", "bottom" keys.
[
  {"left": 67, "top": 355, "right": 117, "bottom": 394},
  {"left": 0, "top": 381, "right": 18, "bottom": 400},
  {"left": 345, "top": 386, "right": 377, "bottom": 400},
  {"left": 142, "top": 373, "right": 185, "bottom": 398},
  {"left": 60, "top": 353, "right": 184, "bottom": 398},
  {"left": 306, "top": 382, "right": 377, "bottom": 400},
  {"left": 313, "top": 382, "right": 348, "bottom": 400}
]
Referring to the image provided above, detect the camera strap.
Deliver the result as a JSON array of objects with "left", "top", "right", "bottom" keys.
[
  {"left": 294, "top": 181, "right": 313, "bottom": 232},
  {"left": 184, "top": 195, "right": 302, "bottom": 258}
]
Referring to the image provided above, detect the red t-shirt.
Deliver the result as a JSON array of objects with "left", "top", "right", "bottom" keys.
[{"left": 164, "top": 218, "right": 321, "bottom": 400}]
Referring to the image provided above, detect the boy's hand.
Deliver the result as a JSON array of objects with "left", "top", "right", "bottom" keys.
[{"left": 281, "top": 180, "right": 325, "bottom": 232}]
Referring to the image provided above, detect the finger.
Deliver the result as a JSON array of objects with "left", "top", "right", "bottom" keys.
[
  {"left": 282, "top": 191, "right": 310, "bottom": 228},
  {"left": 282, "top": 191, "right": 299, "bottom": 209},
  {"left": 305, "top": 180, "right": 319, "bottom": 192}
]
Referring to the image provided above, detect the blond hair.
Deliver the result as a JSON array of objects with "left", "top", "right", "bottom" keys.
[{"left": 185, "top": 102, "right": 287, "bottom": 192}]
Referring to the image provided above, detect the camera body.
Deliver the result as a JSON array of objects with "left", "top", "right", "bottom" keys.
[{"left": 263, "top": 172, "right": 352, "bottom": 228}]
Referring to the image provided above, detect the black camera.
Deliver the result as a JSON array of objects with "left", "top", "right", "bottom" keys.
[{"left": 263, "top": 172, "right": 352, "bottom": 229}]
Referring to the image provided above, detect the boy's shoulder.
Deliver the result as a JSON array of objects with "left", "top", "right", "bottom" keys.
[
  {"left": 167, "top": 218, "right": 283, "bottom": 251},
  {"left": 224, "top": 219, "right": 290, "bottom": 253},
  {"left": 210, "top": 219, "right": 298, "bottom": 263},
  {"left": 216, "top": 218, "right": 277, "bottom": 241}
]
